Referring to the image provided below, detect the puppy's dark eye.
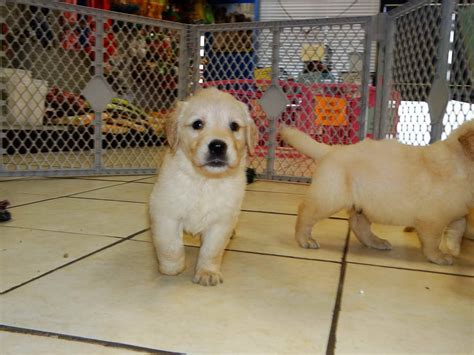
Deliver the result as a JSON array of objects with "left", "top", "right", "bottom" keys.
[
  {"left": 230, "top": 122, "right": 240, "bottom": 132},
  {"left": 192, "top": 119, "right": 204, "bottom": 130}
]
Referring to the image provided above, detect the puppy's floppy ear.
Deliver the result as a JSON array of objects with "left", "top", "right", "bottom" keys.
[
  {"left": 239, "top": 102, "right": 257, "bottom": 156},
  {"left": 166, "top": 101, "right": 187, "bottom": 153},
  {"left": 458, "top": 130, "right": 474, "bottom": 160}
]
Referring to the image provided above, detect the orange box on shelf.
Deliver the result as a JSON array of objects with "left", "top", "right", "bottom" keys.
[{"left": 314, "top": 96, "right": 348, "bottom": 126}]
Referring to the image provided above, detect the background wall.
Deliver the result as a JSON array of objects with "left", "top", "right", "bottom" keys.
[{"left": 260, "top": 0, "right": 380, "bottom": 20}]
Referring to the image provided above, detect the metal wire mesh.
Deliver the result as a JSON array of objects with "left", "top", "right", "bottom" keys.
[
  {"left": 444, "top": 0, "right": 474, "bottom": 138},
  {"left": 388, "top": 0, "right": 441, "bottom": 145},
  {"left": 2, "top": 0, "right": 469, "bottom": 180},
  {"left": 2, "top": 2, "right": 96, "bottom": 171},
  {"left": 197, "top": 18, "right": 373, "bottom": 181},
  {"left": 276, "top": 20, "right": 372, "bottom": 180},
  {"left": 99, "top": 17, "right": 181, "bottom": 170},
  {"left": 385, "top": 0, "right": 473, "bottom": 145},
  {"left": 1, "top": 0, "right": 186, "bottom": 176}
]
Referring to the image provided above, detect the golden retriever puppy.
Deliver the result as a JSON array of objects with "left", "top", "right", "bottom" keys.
[
  {"left": 280, "top": 121, "right": 474, "bottom": 265},
  {"left": 149, "top": 88, "right": 256, "bottom": 286}
]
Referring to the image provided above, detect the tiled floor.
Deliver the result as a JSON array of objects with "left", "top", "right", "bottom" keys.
[{"left": 1, "top": 176, "right": 473, "bottom": 354}]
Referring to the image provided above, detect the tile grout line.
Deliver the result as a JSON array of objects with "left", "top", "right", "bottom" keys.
[
  {"left": 0, "top": 225, "right": 123, "bottom": 239},
  {"left": 346, "top": 261, "right": 474, "bottom": 278},
  {"left": 0, "top": 228, "right": 149, "bottom": 295},
  {"left": 326, "top": 223, "right": 351, "bottom": 355},
  {"left": 240, "top": 209, "right": 348, "bottom": 220},
  {"left": 0, "top": 325, "right": 180, "bottom": 355},
  {"left": 133, "top": 179, "right": 308, "bottom": 194},
  {"left": 7, "top": 181, "right": 131, "bottom": 209},
  {"left": 136, "top": 238, "right": 473, "bottom": 278},
  {"left": 214, "top": 245, "right": 342, "bottom": 264},
  {"left": 5, "top": 182, "right": 322, "bottom": 218},
  {"left": 66, "top": 196, "right": 146, "bottom": 205},
  {"left": 11, "top": 193, "right": 347, "bottom": 221},
  {"left": 245, "top": 189, "right": 305, "bottom": 195},
  {"left": 137, "top": 239, "right": 344, "bottom": 263},
  {"left": 66, "top": 177, "right": 155, "bottom": 183},
  {"left": 224, "top": 246, "right": 474, "bottom": 278}
]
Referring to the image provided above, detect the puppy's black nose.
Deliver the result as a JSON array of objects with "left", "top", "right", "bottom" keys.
[{"left": 208, "top": 139, "right": 227, "bottom": 157}]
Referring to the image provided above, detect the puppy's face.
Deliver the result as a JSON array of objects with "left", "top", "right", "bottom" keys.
[{"left": 167, "top": 88, "right": 257, "bottom": 177}]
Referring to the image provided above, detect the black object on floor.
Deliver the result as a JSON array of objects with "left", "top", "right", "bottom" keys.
[
  {"left": 246, "top": 168, "right": 256, "bottom": 184},
  {"left": 0, "top": 200, "right": 11, "bottom": 222}
]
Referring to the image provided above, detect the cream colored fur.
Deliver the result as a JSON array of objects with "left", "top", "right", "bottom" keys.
[
  {"left": 280, "top": 120, "right": 474, "bottom": 265},
  {"left": 149, "top": 88, "right": 256, "bottom": 286},
  {"left": 438, "top": 208, "right": 474, "bottom": 256},
  {"left": 466, "top": 209, "right": 474, "bottom": 240},
  {"left": 405, "top": 207, "right": 474, "bottom": 256}
]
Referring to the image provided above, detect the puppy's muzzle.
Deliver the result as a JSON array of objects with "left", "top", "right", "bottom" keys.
[{"left": 206, "top": 139, "right": 228, "bottom": 167}]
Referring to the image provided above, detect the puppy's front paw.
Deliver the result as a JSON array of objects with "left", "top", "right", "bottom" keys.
[
  {"left": 193, "top": 270, "right": 223, "bottom": 286},
  {"left": 427, "top": 253, "right": 454, "bottom": 266},
  {"left": 297, "top": 236, "right": 320, "bottom": 249},
  {"left": 159, "top": 260, "right": 185, "bottom": 276}
]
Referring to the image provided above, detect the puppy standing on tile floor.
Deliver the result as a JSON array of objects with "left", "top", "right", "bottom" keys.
[
  {"left": 280, "top": 120, "right": 474, "bottom": 265},
  {"left": 149, "top": 88, "right": 256, "bottom": 286}
]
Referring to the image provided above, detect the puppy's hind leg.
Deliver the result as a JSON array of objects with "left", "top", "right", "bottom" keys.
[
  {"left": 296, "top": 194, "right": 347, "bottom": 249},
  {"left": 349, "top": 210, "right": 392, "bottom": 250},
  {"left": 296, "top": 168, "right": 349, "bottom": 249},
  {"left": 416, "top": 221, "right": 453, "bottom": 265},
  {"left": 295, "top": 200, "right": 323, "bottom": 249},
  {"left": 440, "top": 217, "right": 466, "bottom": 256},
  {"left": 465, "top": 209, "right": 474, "bottom": 240},
  {"left": 151, "top": 216, "right": 186, "bottom": 275}
]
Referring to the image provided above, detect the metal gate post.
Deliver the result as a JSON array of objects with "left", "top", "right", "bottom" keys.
[
  {"left": 93, "top": 15, "right": 105, "bottom": 172},
  {"left": 373, "top": 13, "right": 387, "bottom": 139},
  {"left": 177, "top": 27, "right": 190, "bottom": 101},
  {"left": 265, "top": 24, "right": 281, "bottom": 180},
  {"left": 377, "top": 14, "right": 395, "bottom": 139},
  {"left": 191, "top": 27, "right": 201, "bottom": 95},
  {"left": 429, "top": 0, "right": 456, "bottom": 143},
  {"left": 0, "top": 0, "right": 6, "bottom": 173},
  {"left": 358, "top": 16, "right": 374, "bottom": 140}
]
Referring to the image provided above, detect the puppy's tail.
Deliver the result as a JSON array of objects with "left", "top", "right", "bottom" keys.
[{"left": 280, "top": 127, "right": 332, "bottom": 161}]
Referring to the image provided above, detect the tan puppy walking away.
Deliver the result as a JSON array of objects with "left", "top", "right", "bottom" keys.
[{"left": 280, "top": 121, "right": 474, "bottom": 265}]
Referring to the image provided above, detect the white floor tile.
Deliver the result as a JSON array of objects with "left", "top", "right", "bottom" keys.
[
  {"left": 347, "top": 224, "right": 474, "bottom": 276},
  {"left": 246, "top": 180, "right": 309, "bottom": 194},
  {"left": 137, "top": 211, "right": 348, "bottom": 262},
  {"left": 337, "top": 264, "right": 474, "bottom": 354},
  {"left": 4, "top": 198, "right": 148, "bottom": 237},
  {"left": 0, "top": 179, "right": 122, "bottom": 207},
  {"left": 0, "top": 226, "right": 119, "bottom": 292},
  {"left": 1, "top": 241, "right": 340, "bottom": 354},
  {"left": 0, "top": 331, "right": 141, "bottom": 355},
  {"left": 79, "top": 175, "right": 154, "bottom": 182},
  {"left": 74, "top": 183, "right": 153, "bottom": 203}
]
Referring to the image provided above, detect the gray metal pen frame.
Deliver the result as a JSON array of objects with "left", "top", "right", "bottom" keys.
[{"left": 1, "top": 0, "right": 472, "bottom": 181}]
